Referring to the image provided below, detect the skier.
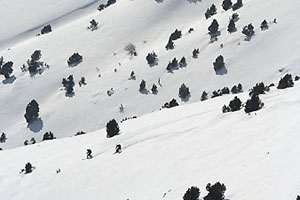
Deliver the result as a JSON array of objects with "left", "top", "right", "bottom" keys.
[
  {"left": 86, "top": 149, "right": 93, "bottom": 159},
  {"left": 119, "top": 104, "right": 124, "bottom": 112},
  {"left": 115, "top": 144, "right": 122, "bottom": 153}
]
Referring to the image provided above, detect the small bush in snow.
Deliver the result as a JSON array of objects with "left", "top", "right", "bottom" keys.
[
  {"left": 151, "top": 84, "right": 158, "bottom": 94},
  {"left": 169, "top": 29, "right": 182, "bottom": 41},
  {"left": 179, "top": 57, "right": 187, "bottom": 67},
  {"left": 201, "top": 91, "right": 208, "bottom": 101},
  {"left": 42, "top": 131, "right": 56, "bottom": 141},
  {"left": 41, "top": 25, "right": 52, "bottom": 34},
  {"left": 205, "top": 4, "right": 217, "bottom": 19},
  {"left": 165, "top": 38, "right": 175, "bottom": 50},
  {"left": 242, "top": 24, "right": 255, "bottom": 37},
  {"left": 208, "top": 19, "right": 219, "bottom": 37},
  {"left": 24, "top": 162, "right": 34, "bottom": 174},
  {"left": 163, "top": 98, "right": 179, "bottom": 109},
  {"left": 146, "top": 52, "right": 158, "bottom": 66},
  {"left": 0, "top": 132, "right": 7, "bottom": 143},
  {"left": 88, "top": 19, "right": 99, "bottom": 31},
  {"left": 67, "top": 53, "right": 83, "bottom": 67},
  {"left": 124, "top": 43, "right": 137, "bottom": 56},
  {"left": 139, "top": 79, "right": 146, "bottom": 92},
  {"left": 249, "top": 82, "right": 268, "bottom": 96},
  {"left": 227, "top": 19, "right": 236, "bottom": 33},
  {"left": 260, "top": 20, "right": 268, "bottom": 30},
  {"left": 192, "top": 48, "right": 200, "bottom": 58}
]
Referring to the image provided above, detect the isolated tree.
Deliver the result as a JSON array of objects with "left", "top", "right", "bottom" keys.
[
  {"left": 28, "top": 50, "right": 42, "bottom": 73},
  {"left": 222, "top": 0, "right": 232, "bottom": 11},
  {"left": 139, "top": 79, "right": 146, "bottom": 91},
  {"left": 179, "top": 57, "right": 187, "bottom": 67},
  {"left": 260, "top": 20, "right": 268, "bottom": 30},
  {"left": 242, "top": 24, "right": 255, "bottom": 37},
  {"left": 0, "top": 132, "right": 6, "bottom": 143},
  {"left": 124, "top": 43, "right": 137, "bottom": 56},
  {"left": 30, "top": 137, "right": 36, "bottom": 144},
  {"left": 213, "top": 55, "right": 225, "bottom": 72},
  {"left": 146, "top": 52, "right": 158, "bottom": 65},
  {"left": 232, "top": 0, "right": 243, "bottom": 11},
  {"left": 130, "top": 71, "right": 136, "bottom": 80},
  {"left": 229, "top": 96, "right": 242, "bottom": 111},
  {"left": 277, "top": 74, "right": 294, "bottom": 89},
  {"left": 151, "top": 84, "right": 158, "bottom": 94},
  {"left": 88, "top": 19, "right": 99, "bottom": 30},
  {"left": 62, "top": 75, "right": 75, "bottom": 95},
  {"left": 204, "top": 182, "right": 226, "bottom": 200},
  {"left": 170, "top": 29, "right": 182, "bottom": 41},
  {"left": 106, "top": 119, "right": 120, "bottom": 138},
  {"left": 78, "top": 76, "right": 86, "bottom": 87},
  {"left": 163, "top": 98, "right": 179, "bottom": 109},
  {"left": 222, "top": 105, "right": 230, "bottom": 113},
  {"left": 166, "top": 38, "right": 174, "bottom": 50},
  {"left": 179, "top": 83, "right": 190, "bottom": 99},
  {"left": 183, "top": 186, "right": 200, "bottom": 200},
  {"left": 297, "top": 195, "right": 300, "bottom": 200},
  {"left": 67, "top": 53, "right": 83, "bottom": 66},
  {"left": 201, "top": 91, "right": 208, "bottom": 101},
  {"left": 25, "top": 162, "right": 33, "bottom": 174},
  {"left": 192, "top": 48, "right": 200, "bottom": 58},
  {"left": 98, "top": 4, "right": 106, "bottom": 11},
  {"left": 24, "top": 100, "right": 39, "bottom": 124},
  {"left": 208, "top": 19, "right": 219, "bottom": 36},
  {"left": 245, "top": 94, "right": 263, "bottom": 113},
  {"left": 231, "top": 13, "right": 239, "bottom": 22},
  {"left": 41, "top": 25, "right": 52, "bottom": 34},
  {"left": 0, "top": 61, "right": 13, "bottom": 79},
  {"left": 227, "top": 19, "right": 236, "bottom": 33}
]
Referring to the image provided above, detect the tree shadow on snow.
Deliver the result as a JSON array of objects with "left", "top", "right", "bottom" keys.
[
  {"left": 215, "top": 66, "right": 228, "bottom": 75},
  {"left": 187, "top": 0, "right": 202, "bottom": 3},
  {"left": 2, "top": 75, "right": 16, "bottom": 84},
  {"left": 155, "top": 0, "right": 164, "bottom": 3},
  {"left": 27, "top": 118, "right": 44, "bottom": 133},
  {"left": 180, "top": 95, "right": 191, "bottom": 102},
  {"left": 139, "top": 89, "right": 149, "bottom": 95}
]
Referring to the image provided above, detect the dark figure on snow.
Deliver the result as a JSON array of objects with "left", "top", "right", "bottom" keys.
[
  {"left": 86, "top": 149, "right": 93, "bottom": 159},
  {"left": 115, "top": 144, "right": 122, "bottom": 153}
]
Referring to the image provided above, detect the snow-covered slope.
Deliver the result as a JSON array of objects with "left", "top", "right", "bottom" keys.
[
  {"left": 0, "top": 0, "right": 300, "bottom": 149},
  {"left": 1, "top": 84, "right": 300, "bottom": 200}
]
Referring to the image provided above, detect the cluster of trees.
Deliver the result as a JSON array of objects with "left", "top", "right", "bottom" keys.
[
  {"left": 205, "top": 4, "right": 217, "bottom": 19},
  {"left": 62, "top": 75, "right": 75, "bottom": 96},
  {"left": 222, "top": 96, "right": 242, "bottom": 113},
  {"left": 166, "top": 57, "right": 186, "bottom": 71},
  {"left": 67, "top": 53, "right": 83, "bottom": 67},
  {"left": 120, "top": 116, "right": 137, "bottom": 123},
  {"left": 24, "top": 138, "right": 36, "bottom": 146},
  {"left": 201, "top": 84, "right": 242, "bottom": 101},
  {"left": 42, "top": 131, "right": 56, "bottom": 141},
  {"left": 139, "top": 79, "right": 158, "bottom": 94},
  {"left": 0, "top": 57, "right": 13, "bottom": 79},
  {"left": 183, "top": 182, "right": 226, "bottom": 200},
  {"left": 75, "top": 131, "right": 86, "bottom": 136},
  {"left": 24, "top": 100, "right": 40, "bottom": 124},
  {"left": 166, "top": 29, "right": 182, "bottom": 50},
  {"left": 97, "top": 0, "right": 116, "bottom": 11},
  {"left": 22, "top": 50, "right": 49, "bottom": 75},
  {"left": 162, "top": 98, "right": 179, "bottom": 109}
]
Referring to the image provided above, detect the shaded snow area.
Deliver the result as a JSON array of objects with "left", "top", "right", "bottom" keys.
[{"left": 1, "top": 0, "right": 300, "bottom": 199}]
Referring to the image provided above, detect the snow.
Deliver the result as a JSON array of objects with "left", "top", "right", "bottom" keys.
[
  {"left": 1, "top": 83, "right": 300, "bottom": 200},
  {"left": 1, "top": 0, "right": 300, "bottom": 198}
]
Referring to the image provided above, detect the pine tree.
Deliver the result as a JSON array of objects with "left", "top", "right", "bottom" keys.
[
  {"left": 179, "top": 83, "right": 190, "bottom": 99},
  {"left": 213, "top": 55, "right": 225, "bottom": 72},
  {"left": 222, "top": 0, "right": 232, "bottom": 11},
  {"left": 204, "top": 182, "right": 226, "bottom": 200},
  {"left": 227, "top": 19, "right": 236, "bottom": 33},
  {"left": 208, "top": 19, "right": 219, "bottom": 35},
  {"left": 139, "top": 79, "right": 146, "bottom": 91},
  {"left": 201, "top": 91, "right": 208, "bottom": 101},
  {"left": 106, "top": 119, "right": 120, "bottom": 138},
  {"left": 24, "top": 100, "right": 39, "bottom": 124},
  {"left": 0, "top": 132, "right": 6, "bottom": 143},
  {"left": 245, "top": 94, "right": 263, "bottom": 113},
  {"left": 0, "top": 61, "right": 13, "bottom": 79},
  {"left": 151, "top": 84, "right": 158, "bottom": 94},
  {"left": 229, "top": 96, "right": 242, "bottom": 111},
  {"left": 260, "top": 20, "right": 268, "bottom": 30},
  {"left": 232, "top": 0, "right": 243, "bottom": 11},
  {"left": 183, "top": 186, "right": 200, "bottom": 200},
  {"left": 25, "top": 162, "right": 33, "bottom": 174},
  {"left": 179, "top": 57, "right": 187, "bottom": 67},
  {"left": 192, "top": 48, "right": 200, "bottom": 58}
]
